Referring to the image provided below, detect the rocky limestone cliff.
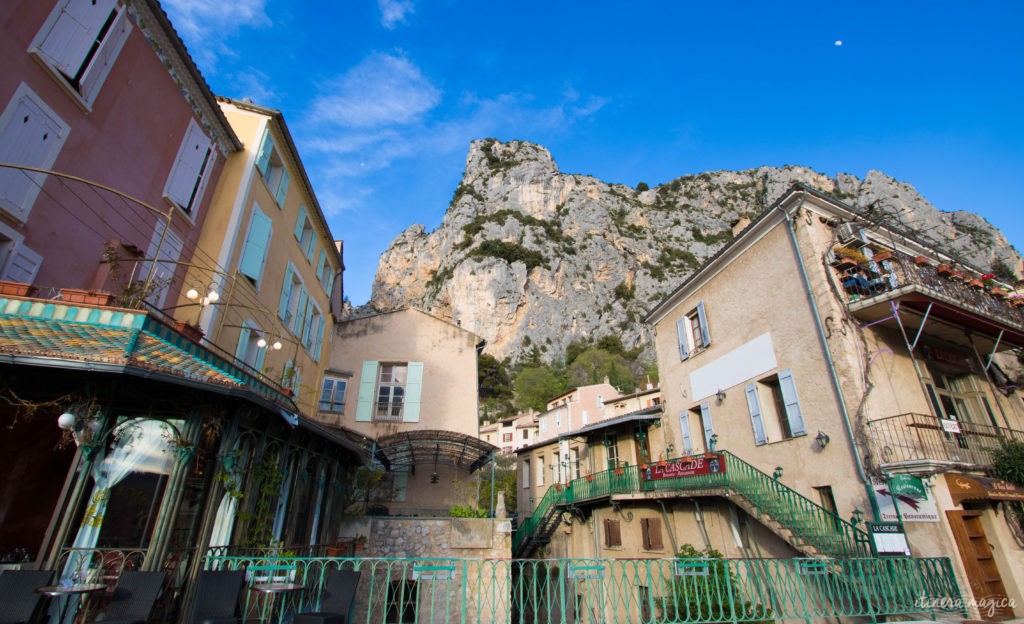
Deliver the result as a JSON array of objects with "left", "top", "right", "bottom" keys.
[{"left": 368, "top": 139, "right": 1021, "bottom": 363}]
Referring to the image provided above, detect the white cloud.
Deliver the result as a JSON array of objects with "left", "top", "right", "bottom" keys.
[
  {"left": 310, "top": 53, "right": 441, "bottom": 128},
  {"left": 379, "top": 0, "right": 415, "bottom": 29},
  {"left": 161, "top": 0, "right": 270, "bottom": 73}
]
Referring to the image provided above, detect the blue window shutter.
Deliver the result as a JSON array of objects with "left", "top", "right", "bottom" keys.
[
  {"left": 745, "top": 382, "right": 767, "bottom": 445},
  {"left": 234, "top": 325, "right": 250, "bottom": 363},
  {"left": 239, "top": 207, "right": 272, "bottom": 283},
  {"left": 355, "top": 361, "right": 378, "bottom": 422},
  {"left": 254, "top": 338, "right": 267, "bottom": 371},
  {"left": 255, "top": 128, "right": 273, "bottom": 176},
  {"left": 278, "top": 264, "right": 294, "bottom": 321},
  {"left": 275, "top": 169, "right": 290, "bottom": 206},
  {"left": 312, "top": 316, "right": 324, "bottom": 362},
  {"left": 679, "top": 411, "right": 693, "bottom": 455},
  {"left": 293, "top": 205, "right": 307, "bottom": 241},
  {"left": 676, "top": 317, "right": 689, "bottom": 360},
  {"left": 696, "top": 301, "right": 711, "bottom": 348},
  {"left": 305, "top": 238, "right": 316, "bottom": 263},
  {"left": 293, "top": 286, "right": 308, "bottom": 335},
  {"left": 402, "top": 362, "right": 424, "bottom": 423},
  {"left": 700, "top": 402, "right": 714, "bottom": 448},
  {"left": 778, "top": 369, "right": 806, "bottom": 436}
]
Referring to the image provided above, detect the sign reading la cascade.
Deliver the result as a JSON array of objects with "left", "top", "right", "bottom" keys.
[{"left": 642, "top": 454, "right": 726, "bottom": 481}]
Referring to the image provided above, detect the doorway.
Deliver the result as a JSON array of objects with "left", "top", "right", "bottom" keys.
[{"left": 946, "top": 509, "right": 1014, "bottom": 619}]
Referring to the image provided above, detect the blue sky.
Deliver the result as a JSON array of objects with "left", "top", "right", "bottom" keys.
[{"left": 163, "top": 1, "right": 1024, "bottom": 305}]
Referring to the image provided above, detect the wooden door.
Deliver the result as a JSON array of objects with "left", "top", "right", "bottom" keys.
[{"left": 946, "top": 510, "right": 1014, "bottom": 619}]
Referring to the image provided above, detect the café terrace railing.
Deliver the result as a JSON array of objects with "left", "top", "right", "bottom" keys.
[
  {"left": 197, "top": 554, "right": 964, "bottom": 624},
  {"left": 513, "top": 452, "right": 871, "bottom": 560},
  {"left": 866, "top": 412, "right": 1024, "bottom": 469}
]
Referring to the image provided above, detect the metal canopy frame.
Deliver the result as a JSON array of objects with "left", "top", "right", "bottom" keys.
[{"left": 374, "top": 429, "right": 497, "bottom": 473}]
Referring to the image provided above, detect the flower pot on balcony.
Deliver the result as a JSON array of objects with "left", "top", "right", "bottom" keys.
[
  {"left": 613, "top": 468, "right": 624, "bottom": 476},
  {"left": 0, "top": 280, "right": 35, "bottom": 297},
  {"left": 915, "top": 256, "right": 930, "bottom": 267},
  {"left": 173, "top": 320, "right": 205, "bottom": 342},
  {"left": 61, "top": 288, "right": 114, "bottom": 306},
  {"left": 872, "top": 251, "right": 893, "bottom": 263},
  {"left": 586, "top": 475, "right": 594, "bottom": 482},
  {"left": 950, "top": 270, "right": 965, "bottom": 281},
  {"left": 969, "top": 279, "right": 984, "bottom": 290},
  {"left": 554, "top": 484, "right": 563, "bottom": 491},
  {"left": 1012, "top": 297, "right": 1024, "bottom": 308},
  {"left": 937, "top": 264, "right": 953, "bottom": 277},
  {"left": 990, "top": 287, "right": 1007, "bottom": 299}
]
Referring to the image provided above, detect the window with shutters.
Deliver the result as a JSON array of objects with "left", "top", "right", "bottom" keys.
[
  {"left": 536, "top": 455, "right": 544, "bottom": 486},
  {"left": 676, "top": 301, "right": 711, "bottom": 360},
  {"left": 239, "top": 205, "right": 272, "bottom": 287},
  {"left": 255, "top": 128, "right": 289, "bottom": 207},
  {"left": 319, "top": 374, "right": 349, "bottom": 413},
  {"left": 164, "top": 119, "right": 215, "bottom": 214},
  {"left": 278, "top": 263, "right": 306, "bottom": 333},
  {"left": 29, "top": 0, "right": 131, "bottom": 108},
  {"left": 606, "top": 435, "right": 619, "bottom": 470},
  {"left": 316, "top": 249, "right": 334, "bottom": 294},
  {"left": 374, "top": 363, "right": 407, "bottom": 421},
  {"left": 293, "top": 205, "right": 316, "bottom": 261},
  {"left": 745, "top": 369, "right": 806, "bottom": 445},
  {"left": 522, "top": 459, "right": 531, "bottom": 488},
  {"left": 234, "top": 321, "right": 266, "bottom": 371},
  {"left": 0, "top": 221, "right": 43, "bottom": 284},
  {"left": 0, "top": 84, "right": 70, "bottom": 223},
  {"left": 640, "top": 517, "right": 663, "bottom": 550},
  {"left": 604, "top": 518, "right": 622, "bottom": 548}
]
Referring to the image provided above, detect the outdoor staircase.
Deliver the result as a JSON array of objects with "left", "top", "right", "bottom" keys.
[{"left": 512, "top": 450, "right": 871, "bottom": 559}]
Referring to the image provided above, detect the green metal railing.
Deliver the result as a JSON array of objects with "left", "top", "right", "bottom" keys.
[
  {"left": 514, "top": 452, "right": 871, "bottom": 558},
  {"left": 200, "top": 554, "right": 964, "bottom": 623}
]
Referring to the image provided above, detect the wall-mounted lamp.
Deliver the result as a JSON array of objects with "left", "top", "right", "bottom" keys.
[
  {"left": 57, "top": 411, "right": 104, "bottom": 459},
  {"left": 850, "top": 508, "right": 864, "bottom": 528},
  {"left": 709, "top": 434, "right": 719, "bottom": 452},
  {"left": 772, "top": 466, "right": 784, "bottom": 481},
  {"left": 665, "top": 443, "right": 675, "bottom": 458},
  {"left": 715, "top": 389, "right": 727, "bottom": 402},
  {"left": 815, "top": 431, "right": 830, "bottom": 449}
]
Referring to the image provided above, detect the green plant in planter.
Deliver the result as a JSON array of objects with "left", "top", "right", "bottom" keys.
[{"left": 661, "top": 545, "right": 772, "bottom": 623}]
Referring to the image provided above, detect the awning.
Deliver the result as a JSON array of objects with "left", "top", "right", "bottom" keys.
[
  {"left": 374, "top": 429, "right": 498, "bottom": 473},
  {"left": 945, "top": 473, "right": 1024, "bottom": 505},
  {"left": 560, "top": 405, "right": 663, "bottom": 439}
]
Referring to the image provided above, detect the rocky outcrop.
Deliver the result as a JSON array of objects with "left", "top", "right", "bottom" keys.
[{"left": 368, "top": 139, "right": 1021, "bottom": 363}]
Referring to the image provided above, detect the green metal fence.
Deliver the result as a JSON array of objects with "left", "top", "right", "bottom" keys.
[
  {"left": 514, "top": 452, "right": 871, "bottom": 558},
  {"left": 200, "top": 555, "right": 964, "bottom": 624}
]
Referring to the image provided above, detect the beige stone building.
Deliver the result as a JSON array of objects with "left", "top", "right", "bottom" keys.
[
  {"left": 535, "top": 382, "right": 619, "bottom": 443},
  {"left": 480, "top": 414, "right": 538, "bottom": 455},
  {"left": 176, "top": 98, "right": 342, "bottom": 419}
]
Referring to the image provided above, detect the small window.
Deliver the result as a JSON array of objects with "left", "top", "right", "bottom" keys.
[
  {"left": 374, "top": 363, "right": 407, "bottom": 421},
  {"left": 522, "top": 429, "right": 529, "bottom": 440},
  {"left": 641, "top": 517, "right": 663, "bottom": 550},
  {"left": 745, "top": 369, "right": 806, "bottom": 445},
  {"left": 502, "top": 432, "right": 513, "bottom": 443},
  {"left": 234, "top": 322, "right": 266, "bottom": 371},
  {"left": 522, "top": 459, "right": 531, "bottom": 488},
  {"left": 30, "top": 0, "right": 131, "bottom": 107},
  {"left": 676, "top": 301, "right": 711, "bottom": 360},
  {"left": 278, "top": 264, "right": 307, "bottom": 335},
  {"left": 604, "top": 518, "right": 622, "bottom": 547},
  {"left": 319, "top": 375, "right": 349, "bottom": 413},
  {"left": 536, "top": 456, "right": 544, "bottom": 486}
]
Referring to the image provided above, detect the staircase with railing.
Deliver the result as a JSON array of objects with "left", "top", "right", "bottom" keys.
[{"left": 513, "top": 451, "right": 871, "bottom": 559}]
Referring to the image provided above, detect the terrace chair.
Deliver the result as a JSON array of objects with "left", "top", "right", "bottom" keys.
[
  {"left": 294, "top": 570, "right": 361, "bottom": 624},
  {"left": 187, "top": 570, "right": 244, "bottom": 624},
  {"left": 0, "top": 569, "right": 55, "bottom": 624},
  {"left": 102, "top": 571, "right": 166, "bottom": 624}
]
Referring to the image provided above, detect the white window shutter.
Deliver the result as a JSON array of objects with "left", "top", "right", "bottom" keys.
[
  {"left": 696, "top": 301, "right": 711, "bottom": 348},
  {"left": 239, "top": 207, "right": 272, "bottom": 282},
  {"left": 355, "top": 361, "right": 378, "bottom": 422},
  {"left": 700, "top": 402, "right": 714, "bottom": 449},
  {"left": 403, "top": 362, "right": 424, "bottom": 423},
  {"left": 676, "top": 317, "right": 689, "bottom": 360},
  {"left": 0, "top": 90, "right": 69, "bottom": 222},
  {"left": 77, "top": 6, "right": 129, "bottom": 104},
  {"left": 35, "top": 0, "right": 117, "bottom": 78},
  {"left": 165, "top": 119, "right": 213, "bottom": 211},
  {"left": 778, "top": 369, "right": 806, "bottom": 436},
  {"left": 142, "top": 222, "right": 183, "bottom": 308},
  {"left": 2, "top": 244, "right": 43, "bottom": 283},
  {"left": 679, "top": 411, "right": 693, "bottom": 455},
  {"left": 745, "top": 382, "right": 767, "bottom": 445}
]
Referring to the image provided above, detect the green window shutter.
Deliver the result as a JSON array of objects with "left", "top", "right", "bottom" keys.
[
  {"left": 745, "top": 382, "right": 767, "bottom": 445},
  {"left": 234, "top": 325, "right": 251, "bottom": 363},
  {"left": 275, "top": 169, "right": 290, "bottom": 206},
  {"left": 293, "top": 205, "right": 307, "bottom": 241},
  {"left": 778, "top": 369, "right": 806, "bottom": 436},
  {"left": 402, "top": 362, "right": 424, "bottom": 422},
  {"left": 239, "top": 207, "right": 272, "bottom": 282},
  {"left": 278, "top": 264, "right": 294, "bottom": 321},
  {"left": 679, "top": 411, "right": 693, "bottom": 455},
  {"left": 255, "top": 128, "right": 273, "bottom": 176},
  {"left": 355, "top": 361, "right": 378, "bottom": 422}
]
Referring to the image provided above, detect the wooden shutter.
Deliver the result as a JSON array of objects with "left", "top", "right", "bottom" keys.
[
  {"left": 239, "top": 207, "right": 272, "bottom": 282},
  {"left": 165, "top": 120, "right": 213, "bottom": 211},
  {"left": 641, "top": 518, "right": 663, "bottom": 550},
  {"left": 745, "top": 383, "right": 768, "bottom": 445},
  {"left": 77, "top": 5, "right": 130, "bottom": 103},
  {"left": 35, "top": 0, "right": 117, "bottom": 78},
  {"left": 604, "top": 518, "right": 622, "bottom": 547},
  {"left": 2, "top": 244, "right": 43, "bottom": 283},
  {"left": 0, "top": 92, "right": 67, "bottom": 222},
  {"left": 679, "top": 411, "right": 693, "bottom": 455},
  {"left": 402, "top": 362, "right": 424, "bottom": 422},
  {"left": 778, "top": 369, "right": 806, "bottom": 436},
  {"left": 355, "top": 361, "right": 378, "bottom": 422},
  {"left": 676, "top": 317, "right": 690, "bottom": 360}
]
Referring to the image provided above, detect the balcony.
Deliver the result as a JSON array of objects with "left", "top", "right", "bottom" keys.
[
  {"left": 866, "top": 412, "right": 1024, "bottom": 470},
  {"left": 831, "top": 250, "right": 1024, "bottom": 353}
]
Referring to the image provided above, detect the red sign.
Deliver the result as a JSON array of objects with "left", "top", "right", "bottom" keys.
[{"left": 642, "top": 454, "right": 726, "bottom": 481}]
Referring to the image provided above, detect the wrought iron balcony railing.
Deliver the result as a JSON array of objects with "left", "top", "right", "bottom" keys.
[{"left": 865, "top": 412, "right": 1024, "bottom": 469}]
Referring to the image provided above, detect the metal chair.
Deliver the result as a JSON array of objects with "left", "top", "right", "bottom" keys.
[
  {"left": 187, "top": 570, "right": 244, "bottom": 624},
  {"left": 0, "top": 569, "right": 55, "bottom": 624},
  {"left": 102, "top": 571, "right": 166, "bottom": 624},
  {"left": 294, "top": 570, "right": 361, "bottom": 624}
]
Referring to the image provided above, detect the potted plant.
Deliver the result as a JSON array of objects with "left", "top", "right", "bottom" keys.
[
  {"left": 833, "top": 246, "right": 868, "bottom": 268},
  {"left": 586, "top": 474, "right": 594, "bottom": 482},
  {"left": 613, "top": 466, "right": 624, "bottom": 476},
  {"left": 60, "top": 288, "right": 115, "bottom": 306},
  {"left": 173, "top": 320, "right": 204, "bottom": 342},
  {"left": 969, "top": 278, "right": 984, "bottom": 289},
  {"left": 991, "top": 287, "right": 1007, "bottom": 299},
  {"left": 871, "top": 250, "right": 893, "bottom": 263},
  {"left": 354, "top": 535, "right": 367, "bottom": 551},
  {"left": 0, "top": 280, "right": 35, "bottom": 297},
  {"left": 914, "top": 256, "right": 930, "bottom": 267}
]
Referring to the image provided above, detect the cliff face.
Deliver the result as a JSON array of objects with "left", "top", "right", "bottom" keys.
[{"left": 368, "top": 139, "right": 1021, "bottom": 363}]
